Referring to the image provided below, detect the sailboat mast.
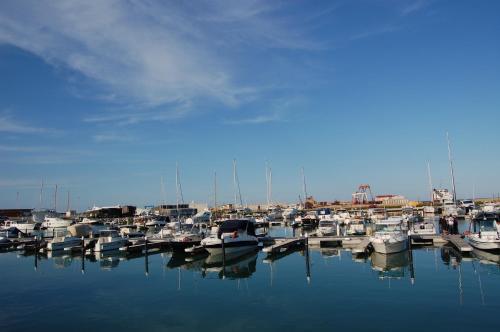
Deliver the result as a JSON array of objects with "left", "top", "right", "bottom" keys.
[
  {"left": 427, "top": 161, "right": 433, "bottom": 203},
  {"left": 214, "top": 171, "right": 217, "bottom": 220},
  {"left": 446, "top": 132, "right": 457, "bottom": 203},
  {"left": 265, "top": 162, "right": 270, "bottom": 209},
  {"left": 301, "top": 167, "right": 308, "bottom": 204},
  {"left": 67, "top": 190, "right": 70, "bottom": 212},
  {"left": 269, "top": 167, "right": 272, "bottom": 206},
  {"left": 175, "top": 163, "right": 179, "bottom": 215},
  {"left": 233, "top": 159, "right": 237, "bottom": 208},
  {"left": 39, "top": 179, "right": 44, "bottom": 209},
  {"left": 54, "top": 184, "right": 58, "bottom": 212}
]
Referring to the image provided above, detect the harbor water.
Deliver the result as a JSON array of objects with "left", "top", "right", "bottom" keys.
[{"left": 1, "top": 224, "right": 499, "bottom": 332}]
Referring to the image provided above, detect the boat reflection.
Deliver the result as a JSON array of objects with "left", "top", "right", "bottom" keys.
[
  {"left": 167, "top": 250, "right": 258, "bottom": 279},
  {"left": 370, "top": 251, "right": 409, "bottom": 279},
  {"left": 472, "top": 248, "right": 500, "bottom": 265}
]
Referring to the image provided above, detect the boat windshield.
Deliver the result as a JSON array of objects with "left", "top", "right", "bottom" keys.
[
  {"left": 479, "top": 220, "right": 497, "bottom": 232},
  {"left": 375, "top": 224, "right": 401, "bottom": 232}
]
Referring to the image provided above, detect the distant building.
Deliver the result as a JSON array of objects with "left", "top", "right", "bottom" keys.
[
  {"left": 375, "top": 195, "right": 409, "bottom": 206},
  {"left": 0, "top": 209, "right": 32, "bottom": 218}
]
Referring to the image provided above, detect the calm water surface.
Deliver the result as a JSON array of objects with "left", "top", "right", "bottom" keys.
[{"left": 1, "top": 225, "right": 499, "bottom": 332}]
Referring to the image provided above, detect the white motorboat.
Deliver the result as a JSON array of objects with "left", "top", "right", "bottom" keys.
[
  {"left": 346, "top": 220, "right": 366, "bottom": 235},
  {"left": 145, "top": 216, "right": 168, "bottom": 227},
  {"left": 80, "top": 217, "right": 103, "bottom": 225},
  {"left": 170, "top": 223, "right": 208, "bottom": 253},
  {"left": 1, "top": 219, "right": 40, "bottom": 234},
  {"left": 93, "top": 230, "right": 128, "bottom": 252},
  {"left": 201, "top": 219, "right": 258, "bottom": 256},
  {"left": 370, "top": 218, "right": 408, "bottom": 254},
  {"left": 186, "top": 210, "right": 211, "bottom": 224},
  {"left": 408, "top": 220, "right": 436, "bottom": 236},
  {"left": 467, "top": 218, "right": 500, "bottom": 250},
  {"left": 423, "top": 206, "right": 435, "bottom": 214},
  {"left": 47, "top": 236, "right": 82, "bottom": 251},
  {"left": 317, "top": 208, "right": 334, "bottom": 222},
  {"left": 42, "top": 216, "right": 73, "bottom": 228},
  {"left": 282, "top": 207, "right": 298, "bottom": 220},
  {"left": 318, "top": 219, "right": 338, "bottom": 236},
  {"left": 367, "top": 208, "right": 387, "bottom": 222}
]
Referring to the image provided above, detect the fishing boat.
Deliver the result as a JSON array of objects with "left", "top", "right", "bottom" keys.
[
  {"left": 201, "top": 219, "right": 258, "bottom": 256},
  {"left": 47, "top": 236, "right": 82, "bottom": 251},
  {"left": 93, "top": 230, "right": 128, "bottom": 252},
  {"left": 42, "top": 216, "right": 73, "bottom": 228},
  {"left": 467, "top": 218, "right": 500, "bottom": 250},
  {"left": 370, "top": 218, "right": 408, "bottom": 254}
]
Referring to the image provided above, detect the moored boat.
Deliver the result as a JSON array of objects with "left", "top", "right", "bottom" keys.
[
  {"left": 370, "top": 218, "right": 408, "bottom": 254},
  {"left": 201, "top": 219, "right": 258, "bottom": 256}
]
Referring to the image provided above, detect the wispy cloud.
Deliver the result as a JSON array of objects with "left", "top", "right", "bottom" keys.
[
  {"left": 224, "top": 114, "right": 282, "bottom": 125},
  {"left": 92, "top": 133, "right": 133, "bottom": 143},
  {"left": 0, "top": 115, "right": 56, "bottom": 134},
  {"left": 401, "top": 0, "right": 430, "bottom": 16},
  {"left": 0, "top": 0, "right": 325, "bottom": 125},
  {"left": 0, "top": 144, "right": 94, "bottom": 164},
  {"left": 350, "top": 25, "right": 400, "bottom": 40}
]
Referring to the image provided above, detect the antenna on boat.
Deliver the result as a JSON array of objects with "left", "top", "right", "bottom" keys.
[{"left": 446, "top": 132, "right": 457, "bottom": 204}]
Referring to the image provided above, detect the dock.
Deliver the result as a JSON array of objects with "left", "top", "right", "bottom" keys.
[
  {"left": 443, "top": 235, "right": 473, "bottom": 252},
  {"left": 262, "top": 238, "right": 305, "bottom": 254}
]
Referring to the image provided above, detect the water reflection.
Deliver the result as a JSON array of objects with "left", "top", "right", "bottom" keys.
[
  {"left": 167, "top": 251, "right": 258, "bottom": 280},
  {"left": 370, "top": 251, "right": 409, "bottom": 279}
]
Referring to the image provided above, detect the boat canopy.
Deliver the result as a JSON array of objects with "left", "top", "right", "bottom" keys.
[
  {"left": 317, "top": 208, "right": 331, "bottom": 215},
  {"left": 218, "top": 219, "right": 255, "bottom": 237}
]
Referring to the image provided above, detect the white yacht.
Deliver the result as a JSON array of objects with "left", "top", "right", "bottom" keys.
[
  {"left": 186, "top": 210, "right": 211, "bottom": 224},
  {"left": 317, "top": 219, "right": 338, "bottom": 236},
  {"left": 93, "top": 230, "right": 128, "bottom": 252},
  {"left": 42, "top": 216, "right": 73, "bottom": 228},
  {"left": 170, "top": 223, "right": 208, "bottom": 253},
  {"left": 467, "top": 218, "right": 500, "bottom": 250},
  {"left": 80, "top": 217, "right": 103, "bottom": 225},
  {"left": 145, "top": 216, "right": 168, "bottom": 227},
  {"left": 370, "top": 218, "right": 408, "bottom": 254},
  {"left": 282, "top": 207, "right": 298, "bottom": 220},
  {"left": 47, "top": 236, "right": 82, "bottom": 251},
  {"left": 408, "top": 220, "right": 436, "bottom": 236},
  {"left": 317, "top": 208, "right": 334, "bottom": 222},
  {"left": 1, "top": 219, "right": 40, "bottom": 234},
  {"left": 346, "top": 220, "right": 366, "bottom": 235},
  {"left": 201, "top": 219, "right": 258, "bottom": 256}
]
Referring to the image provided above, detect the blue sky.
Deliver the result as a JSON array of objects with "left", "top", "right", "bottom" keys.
[{"left": 0, "top": 0, "right": 499, "bottom": 211}]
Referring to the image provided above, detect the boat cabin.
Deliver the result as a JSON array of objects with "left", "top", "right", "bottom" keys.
[{"left": 217, "top": 219, "right": 256, "bottom": 238}]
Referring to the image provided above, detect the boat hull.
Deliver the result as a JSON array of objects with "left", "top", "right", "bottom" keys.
[
  {"left": 371, "top": 239, "right": 408, "bottom": 254},
  {"left": 47, "top": 238, "right": 81, "bottom": 251},
  {"left": 170, "top": 240, "right": 201, "bottom": 253},
  {"left": 95, "top": 240, "right": 127, "bottom": 252},
  {"left": 468, "top": 238, "right": 500, "bottom": 250}
]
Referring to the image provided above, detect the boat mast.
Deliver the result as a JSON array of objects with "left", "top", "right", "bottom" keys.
[
  {"left": 39, "top": 178, "right": 44, "bottom": 209},
  {"left": 176, "top": 163, "right": 180, "bottom": 219},
  {"left": 213, "top": 171, "right": 217, "bottom": 221},
  {"left": 301, "top": 167, "right": 308, "bottom": 207},
  {"left": 427, "top": 161, "right": 434, "bottom": 203},
  {"left": 160, "top": 175, "right": 167, "bottom": 207},
  {"left": 233, "top": 159, "right": 238, "bottom": 209},
  {"left": 446, "top": 132, "right": 457, "bottom": 204},
  {"left": 54, "top": 184, "right": 58, "bottom": 212},
  {"left": 269, "top": 167, "right": 272, "bottom": 207},
  {"left": 67, "top": 190, "right": 70, "bottom": 212},
  {"left": 265, "top": 161, "right": 270, "bottom": 209}
]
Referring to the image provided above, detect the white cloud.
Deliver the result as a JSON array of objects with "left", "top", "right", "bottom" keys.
[
  {"left": 0, "top": 0, "right": 322, "bottom": 124},
  {"left": 92, "top": 133, "right": 133, "bottom": 143},
  {"left": 0, "top": 115, "right": 53, "bottom": 134}
]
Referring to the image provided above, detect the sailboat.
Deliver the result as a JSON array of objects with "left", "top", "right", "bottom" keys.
[
  {"left": 423, "top": 162, "right": 435, "bottom": 214},
  {"left": 442, "top": 133, "right": 465, "bottom": 217}
]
